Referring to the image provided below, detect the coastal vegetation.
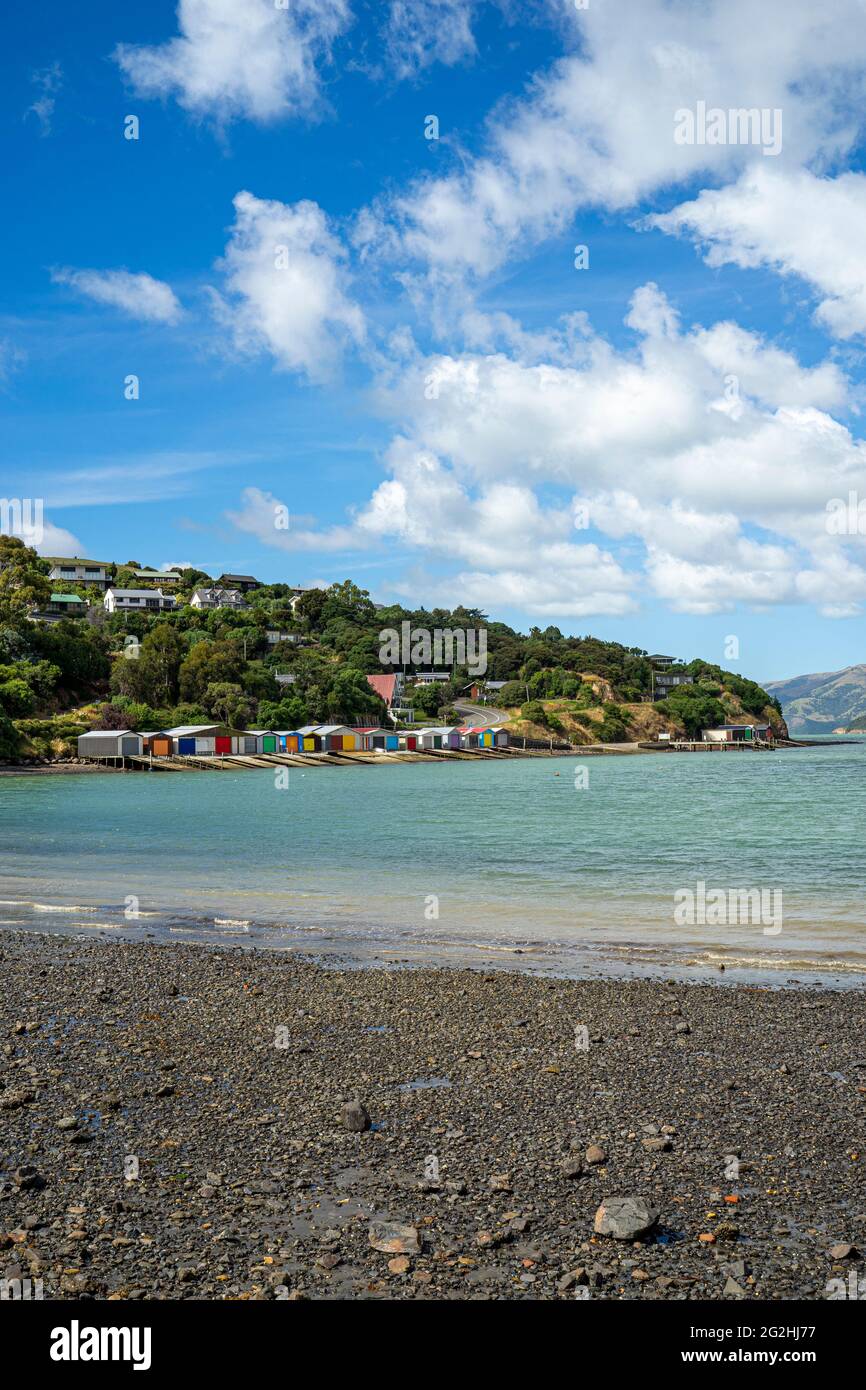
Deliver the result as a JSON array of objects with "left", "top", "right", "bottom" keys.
[{"left": 0, "top": 536, "right": 783, "bottom": 758}]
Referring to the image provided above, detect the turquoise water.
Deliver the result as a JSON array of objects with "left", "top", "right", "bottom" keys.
[{"left": 1, "top": 742, "right": 864, "bottom": 984}]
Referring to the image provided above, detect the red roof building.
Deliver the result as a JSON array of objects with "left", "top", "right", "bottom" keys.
[{"left": 367, "top": 673, "right": 399, "bottom": 706}]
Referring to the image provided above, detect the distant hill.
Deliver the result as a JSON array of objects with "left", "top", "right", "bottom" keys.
[{"left": 765, "top": 663, "right": 866, "bottom": 733}]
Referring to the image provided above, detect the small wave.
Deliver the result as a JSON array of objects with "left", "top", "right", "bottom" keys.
[
  {"left": 697, "top": 950, "right": 866, "bottom": 974},
  {"left": 213, "top": 917, "right": 250, "bottom": 929},
  {"left": 33, "top": 903, "right": 99, "bottom": 914}
]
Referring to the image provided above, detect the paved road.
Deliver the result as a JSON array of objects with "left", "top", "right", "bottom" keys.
[{"left": 452, "top": 700, "right": 511, "bottom": 728}]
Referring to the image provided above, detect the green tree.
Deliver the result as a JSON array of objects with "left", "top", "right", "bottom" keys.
[
  {"left": 0, "top": 677, "right": 34, "bottom": 716},
  {"left": 203, "top": 681, "right": 255, "bottom": 728},
  {"left": 325, "top": 667, "right": 386, "bottom": 723},
  {"left": 178, "top": 641, "right": 244, "bottom": 704},
  {"left": 259, "top": 695, "right": 307, "bottom": 727},
  {"left": 0, "top": 536, "right": 51, "bottom": 622}
]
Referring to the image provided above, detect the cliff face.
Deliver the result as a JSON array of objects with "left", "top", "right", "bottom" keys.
[{"left": 765, "top": 663, "right": 866, "bottom": 733}]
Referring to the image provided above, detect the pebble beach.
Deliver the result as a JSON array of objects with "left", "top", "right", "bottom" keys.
[{"left": 1, "top": 929, "right": 864, "bottom": 1302}]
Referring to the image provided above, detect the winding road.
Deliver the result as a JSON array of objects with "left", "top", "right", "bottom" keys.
[{"left": 452, "top": 700, "right": 512, "bottom": 728}]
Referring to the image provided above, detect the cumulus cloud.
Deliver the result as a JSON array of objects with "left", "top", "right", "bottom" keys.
[
  {"left": 227, "top": 486, "right": 359, "bottom": 553},
  {"left": 226, "top": 279, "right": 866, "bottom": 618},
  {"left": 212, "top": 191, "right": 365, "bottom": 382},
  {"left": 51, "top": 268, "right": 183, "bottom": 324},
  {"left": 361, "top": 287, "right": 866, "bottom": 616},
  {"left": 32, "top": 520, "right": 85, "bottom": 557},
  {"left": 645, "top": 166, "right": 866, "bottom": 340},
  {"left": 357, "top": 0, "right": 866, "bottom": 294},
  {"left": 114, "top": 0, "right": 351, "bottom": 125}
]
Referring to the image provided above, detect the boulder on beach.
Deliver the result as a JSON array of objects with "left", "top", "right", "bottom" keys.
[
  {"left": 368, "top": 1220, "right": 421, "bottom": 1255},
  {"left": 593, "top": 1196, "right": 659, "bottom": 1241}
]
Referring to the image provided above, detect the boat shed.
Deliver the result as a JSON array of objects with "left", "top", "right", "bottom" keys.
[
  {"left": 163, "top": 724, "right": 234, "bottom": 755},
  {"left": 295, "top": 725, "right": 323, "bottom": 752},
  {"left": 325, "top": 725, "right": 363, "bottom": 751},
  {"left": 77, "top": 730, "right": 142, "bottom": 759},
  {"left": 275, "top": 731, "right": 301, "bottom": 753},
  {"left": 702, "top": 722, "right": 773, "bottom": 744},
  {"left": 244, "top": 729, "right": 279, "bottom": 753}
]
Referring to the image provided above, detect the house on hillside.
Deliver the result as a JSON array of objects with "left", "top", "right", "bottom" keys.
[
  {"left": 104, "top": 588, "right": 177, "bottom": 613},
  {"left": 216, "top": 573, "right": 260, "bottom": 593},
  {"left": 367, "top": 672, "right": 404, "bottom": 707},
  {"left": 46, "top": 557, "right": 111, "bottom": 590},
  {"left": 190, "top": 586, "right": 247, "bottom": 610},
  {"left": 32, "top": 593, "right": 89, "bottom": 622},
  {"left": 464, "top": 679, "right": 507, "bottom": 702},
  {"left": 649, "top": 654, "right": 693, "bottom": 702},
  {"left": 288, "top": 585, "right": 316, "bottom": 612},
  {"left": 132, "top": 569, "right": 183, "bottom": 586},
  {"left": 409, "top": 671, "right": 451, "bottom": 686}
]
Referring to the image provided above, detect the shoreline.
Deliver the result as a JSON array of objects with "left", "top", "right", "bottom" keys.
[
  {"left": 0, "top": 736, "right": 846, "bottom": 776},
  {"left": 5, "top": 908, "right": 866, "bottom": 993},
  {"left": 2, "top": 928, "right": 864, "bottom": 1301}
]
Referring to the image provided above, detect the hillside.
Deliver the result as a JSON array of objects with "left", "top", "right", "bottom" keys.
[
  {"left": 504, "top": 675, "right": 786, "bottom": 746},
  {"left": 0, "top": 535, "right": 784, "bottom": 759},
  {"left": 765, "top": 663, "right": 866, "bottom": 733}
]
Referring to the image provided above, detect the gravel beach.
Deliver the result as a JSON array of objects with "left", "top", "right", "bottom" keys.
[{"left": 1, "top": 929, "right": 864, "bottom": 1302}]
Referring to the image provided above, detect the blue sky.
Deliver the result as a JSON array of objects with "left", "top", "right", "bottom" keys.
[{"left": 3, "top": 0, "right": 866, "bottom": 681}]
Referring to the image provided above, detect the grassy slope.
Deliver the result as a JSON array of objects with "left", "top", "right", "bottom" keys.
[{"left": 505, "top": 683, "right": 786, "bottom": 744}]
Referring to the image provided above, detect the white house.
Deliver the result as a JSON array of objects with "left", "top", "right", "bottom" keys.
[
  {"left": 47, "top": 557, "right": 110, "bottom": 589},
  {"left": 104, "top": 588, "right": 177, "bottom": 614},
  {"left": 288, "top": 585, "right": 317, "bottom": 612},
  {"left": 190, "top": 586, "right": 247, "bottom": 610}
]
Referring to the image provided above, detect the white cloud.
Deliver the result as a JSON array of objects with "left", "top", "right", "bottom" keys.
[
  {"left": 114, "top": 0, "right": 351, "bottom": 125},
  {"left": 212, "top": 191, "right": 364, "bottom": 382},
  {"left": 384, "top": 0, "right": 478, "bottom": 79},
  {"left": 363, "top": 287, "right": 866, "bottom": 617},
  {"left": 226, "top": 281, "right": 866, "bottom": 619},
  {"left": 25, "top": 62, "right": 63, "bottom": 137},
  {"left": 645, "top": 166, "right": 866, "bottom": 340},
  {"left": 33, "top": 452, "right": 245, "bottom": 509},
  {"left": 51, "top": 268, "right": 182, "bottom": 324},
  {"left": 32, "top": 520, "right": 85, "bottom": 557},
  {"left": 357, "top": 0, "right": 866, "bottom": 295},
  {"left": 227, "top": 486, "right": 359, "bottom": 553}
]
